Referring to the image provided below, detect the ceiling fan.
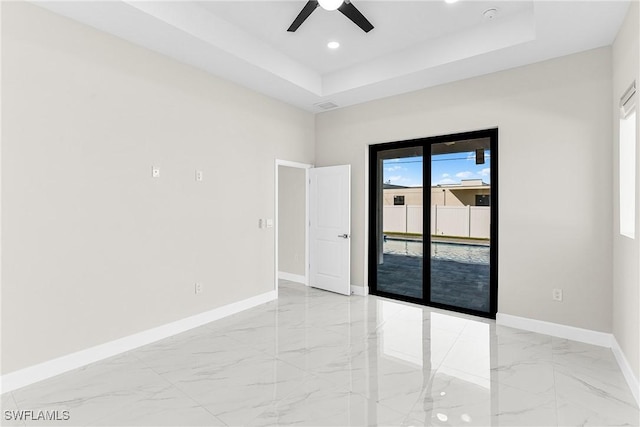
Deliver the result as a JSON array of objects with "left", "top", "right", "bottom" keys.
[{"left": 287, "top": 0, "right": 374, "bottom": 33}]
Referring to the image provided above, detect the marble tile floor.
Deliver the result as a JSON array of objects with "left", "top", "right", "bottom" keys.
[{"left": 1, "top": 280, "right": 638, "bottom": 426}]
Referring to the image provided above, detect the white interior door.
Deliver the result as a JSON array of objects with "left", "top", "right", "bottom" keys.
[{"left": 309, "top": 165, "right": 351, "bottom": 295}]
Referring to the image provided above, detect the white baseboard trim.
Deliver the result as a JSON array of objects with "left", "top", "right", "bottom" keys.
[
  {"left": 278, "top": 271, "right": 306, "bottom": 285},
  {"left": 611, "top": 337, "right": 640, "bottom": 407},
  {"left": 497, "top": 313, "right": 640, "bottom": 407},
  {"left": 496, "top": 313, "right": 612, "bottom": 348},
  {"left": 351, "top": 285, "right": 368, "bottom": 296},
  {"left": 0, "top": 290, "right": 277, "bottom": 394}
]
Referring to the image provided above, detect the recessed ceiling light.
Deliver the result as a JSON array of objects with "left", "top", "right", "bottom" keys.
[
  {"left": 445, "top": 0, "right": 459, "bottom": 4},
  {"left": 327, "top": 41, "right": 340, "bottom": 49}
]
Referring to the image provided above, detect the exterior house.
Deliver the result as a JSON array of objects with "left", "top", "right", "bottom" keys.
[{"left": 383, "top": 179, "right": 491, "bottom": 207}]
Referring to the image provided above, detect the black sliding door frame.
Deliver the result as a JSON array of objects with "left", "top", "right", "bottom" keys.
[{"left": 368, "top": 128, "right": 498, "bottom": 319}]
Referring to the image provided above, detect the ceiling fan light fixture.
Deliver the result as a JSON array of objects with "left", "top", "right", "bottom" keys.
[
  {"left": 287, "top": 0, "right": 373, "bottom": 33},
  {"left": 318, "top": 0, "right": 343, "bottom": 11},
  {"left": 445, "top": 0, "right": 459, "bottom": 3},
  {"left": 327, "top": 41, "right": 340, "bottom": 49}
]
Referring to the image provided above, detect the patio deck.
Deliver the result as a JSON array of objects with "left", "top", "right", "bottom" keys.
[{"left": 376, "top": 253, "right": 490, "bottom": 313}]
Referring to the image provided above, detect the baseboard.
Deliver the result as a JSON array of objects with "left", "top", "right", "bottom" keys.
[
  {"left": 496, "top": 313, "right": 612, "bottom": 348},
  {"left": 611, "top": 337, "right": 640, "bottom": 407},
  {"left": 278, "top": 271, "right": 306, "bottom": 285},
  {"left": 351, "top": 285, "right": 368, "bottom": 296},
  {"left": 0, "top": 290, "right": 277, "bottom": 394},
  {"left": 497, "top": 313, "right": 640, "bottom": 407}
]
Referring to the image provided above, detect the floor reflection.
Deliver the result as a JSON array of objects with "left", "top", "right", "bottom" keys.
[
  {"left": 4, "top": 281, "right": 638, "bottom": 427},
  {"left": 365, "top": 287, "right": 636, "bottom": 426},
  {"left": 378, "top": 300, "right": 423, "bottom": 367}
]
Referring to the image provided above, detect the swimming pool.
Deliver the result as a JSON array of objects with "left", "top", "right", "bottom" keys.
[{"left": 384, "top": 239, "right": 489, "bottom": 265}]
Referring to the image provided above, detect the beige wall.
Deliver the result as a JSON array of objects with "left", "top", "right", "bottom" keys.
[
  {"left": 1, "top": 2, "right": 315, "bottom": 374},
  {"left": 383, "top": 188, "right": 423, "bottom": 206},
  {"left": 316, "top": 47, "right": 613, "bottom": 332},
  {"left": 449, "top": 189, "right": 490, "bottom": 207},
  {"left": 278, "top": 166, "right": 306, "bottom": 277},
  {"left": 432, "top": 187, "right": 490, "bottom": 207},
  {"left": 612, "top": 1, "right": 640, "bottom": 380},
  {"left": 383, "top": 187, "right": 490, "bottom": 207}
]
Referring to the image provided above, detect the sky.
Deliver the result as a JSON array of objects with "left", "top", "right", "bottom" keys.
[{"left": 383, "top": 150, "right": 491, "bottom": 187}]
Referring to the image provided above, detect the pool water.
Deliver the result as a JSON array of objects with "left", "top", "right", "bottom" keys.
[{"left": 384, "top": 239, "right": 490, "bottom": 265}]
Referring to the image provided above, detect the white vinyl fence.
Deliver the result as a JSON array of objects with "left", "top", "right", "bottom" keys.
[{"left": 384, "top": 205, "right": 490, "bottom": 239}]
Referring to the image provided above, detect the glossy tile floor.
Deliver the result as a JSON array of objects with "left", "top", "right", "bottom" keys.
[{"left": 2, "top": 280, "right": 639, "bottom": 426}]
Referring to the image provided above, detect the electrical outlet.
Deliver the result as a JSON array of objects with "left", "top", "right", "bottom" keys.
[
  {"left": 195, "top": 170, "right": 203, "bottom": 182},
  {"left": 552, "top": 288, "right": 563, "bottom": 301},
  {"left": 195, "top": 282, "right": 203, "bottom": 295}
]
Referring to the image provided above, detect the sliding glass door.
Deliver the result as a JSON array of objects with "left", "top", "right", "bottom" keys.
[
  {"left": 374, "top": 145, "right": 424, "bottom": 300},
  {"left": 369, "top": 129, "right": 498, "bottom": 318},
  {"left": 429, "top": 138, "right": 492, "bottom": 313}
]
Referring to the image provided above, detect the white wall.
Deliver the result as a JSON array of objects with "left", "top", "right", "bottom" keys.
[
  {"left": 278, "top": 166, "right": 306, "bottom": 277},
  {"left": 1, "top": 2, "right": 314, "bottom": 374},
  {"left": 612, "top": 1, "right": 640, "bottom": 381},
  {"left": 316, "top": 48, "right": 613, "bottom": 332}
]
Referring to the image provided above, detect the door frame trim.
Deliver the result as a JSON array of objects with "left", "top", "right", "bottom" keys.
[
  {"left": 275, "top": 159, "right": 313, "bottom": 294},
  {"left": 367, "top": 128, "right": 499, "bottom": 319}
]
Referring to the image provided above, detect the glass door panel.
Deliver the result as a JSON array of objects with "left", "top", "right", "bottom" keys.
[
  {"left": 375, "top": 146, "right": 424, "bottom": 300},
  {"left": 430, "top": 138, "right": 492, "bottom": 313}
]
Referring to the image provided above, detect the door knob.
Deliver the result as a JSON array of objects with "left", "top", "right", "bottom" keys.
[{"left": 338, "top": 234, "right": 350, "bottom": 239}]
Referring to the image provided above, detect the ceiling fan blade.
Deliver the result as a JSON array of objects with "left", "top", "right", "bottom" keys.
[
  {"left": 287, "top": 0, "right": 319, "bottom": 32},
  {"left": 338, "top": 0, "right": 374, "bottom": 33}
]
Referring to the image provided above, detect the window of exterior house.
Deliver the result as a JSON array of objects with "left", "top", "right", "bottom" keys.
[
  {"left": 475, "top": 195, "right": 490, "bottom": 206},
  {"left": 394, "top": 195, "right": 405, "bottom": 206}
]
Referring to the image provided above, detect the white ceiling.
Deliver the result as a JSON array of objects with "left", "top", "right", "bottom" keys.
[{"left": 34, "top": 1, "right": 630, "bottom": 112}]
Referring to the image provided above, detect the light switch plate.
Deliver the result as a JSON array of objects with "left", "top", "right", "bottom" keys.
[
  {"left": 266, "top": 219, "right": 273, "bottom": 228},
  {"left": 152, "top": 166, "right": 160, "bottom": 178}
]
